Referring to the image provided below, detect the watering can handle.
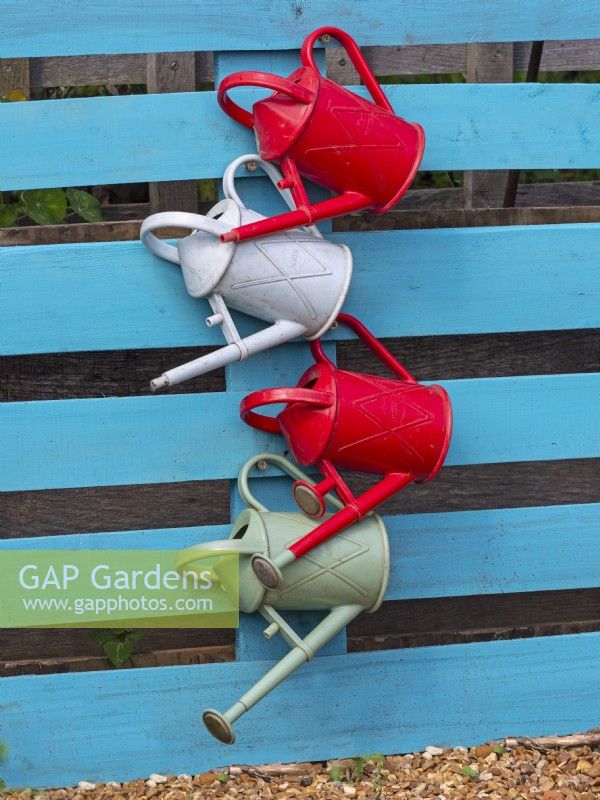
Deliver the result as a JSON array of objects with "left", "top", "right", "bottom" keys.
[
  {"left": 175, "top": 540, "right": 260, "bottom": 574},
  {"left": 311, "top": 313, "right": 417, "bottom": 383},
  {"left": 217, "top": 72, "right": 313, "bottom": 130},
  {"left": 301, "top": 27, "right": 394, "bottom": 113},
  {"left": 222, "top": 154, "right": 322, "bottom": 238},
  {"left": 240, "top": 387, "right": 334, "bottom": 433},
  {"left": 237, "top": 452, "right": 345, "bottom": 512},
  {"left": 140, "top": 210, "right": 229, "bottom": 264}
]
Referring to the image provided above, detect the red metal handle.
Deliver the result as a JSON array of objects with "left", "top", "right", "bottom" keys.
[
  {"left": 217, "top": 71, "right": 314, "bottom": 129},
  {"left": 240, "top": 387, "right": 334, "bottom": 433},
  {"left": 301, "top": 27, "right": 394, "bottom": 113},
  {"left": 310, "top": 313, "right": 416, "bottom": 382}
]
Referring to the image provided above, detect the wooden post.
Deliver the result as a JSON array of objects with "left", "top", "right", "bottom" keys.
[
  {"left": 0, "top": 58, "right": 30, "bottom": 99},
  {"left": 464, "top": 43, "right": 513, "bottom": 208},
  {"left": 146, "top": 52, "right": 198, "bottom": 213}
]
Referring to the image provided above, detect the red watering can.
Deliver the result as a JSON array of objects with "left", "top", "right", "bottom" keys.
[
  {"left": 217, "top": 26, "right": 425, "bottom": 243},
  {"left": 240, "top": 313, "right": 452, "bottom": 589}
]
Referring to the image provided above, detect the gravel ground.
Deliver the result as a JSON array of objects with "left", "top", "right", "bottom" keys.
[{"left": 2, "top": 737, "right": 598, "bottom": 800}]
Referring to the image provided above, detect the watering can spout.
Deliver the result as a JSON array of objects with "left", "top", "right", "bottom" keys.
[
  {"left": 220, "top": 192, "right": 370, "bottom": 244},
  {"left": 202, "top": 603, "right": 364, "bottom": 744},
  {"left": 150, "top": 318, "right": 307, "bottom": 390}
]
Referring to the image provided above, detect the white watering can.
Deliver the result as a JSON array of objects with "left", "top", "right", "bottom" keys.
[
  {"left": 140, "top": 155, "right": 352, "bottom": 390},
  {"left": 176, "top": 453, "right": 389, "bottom": 744}
]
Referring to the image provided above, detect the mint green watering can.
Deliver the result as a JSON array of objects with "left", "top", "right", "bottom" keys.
[{"left": 176, "top": 453, "right": 390, "bottom": 744}]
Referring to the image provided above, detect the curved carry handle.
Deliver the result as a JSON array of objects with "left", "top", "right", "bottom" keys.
[
  {"left": 301, "top": 27, "right": 394, "bottom": 114},
  {"left": 217, "top": 71, "right": 313, "bottom": 130},
  {"left": 140, "top": 207, "right": 230, "bottom": 265},
  {"left": 240, "top": 387, "right": 334, "bottom": 434},
  {"left": 310, "top": 312, "right": 416, "bottom": 383},
  {"left": 222, "top": 154, "right": 322, "bottom": 238},
  {"left": 237, "top": 452, "right": 344, "bottom": 513},
  {"left": 175, "top": 539, "right": 261, "bottom": 573}
]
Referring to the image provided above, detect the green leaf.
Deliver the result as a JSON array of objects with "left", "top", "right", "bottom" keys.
[
  {"left": 461, "top": 766, "right": 480, "bottom": 779},
  {"left": 127, "top": 631, "right": 145, "bottom": 642},
  {"left": 0, "top": 778, "right": 5, "bottom": 790},
  {"left": 88, "top": 629, "right": 114, "bottom": 644},
  {"left": 0, "top": 741, "right": 7, "bottom": 760},
  {"left": 21, "top": 189, "right": 67, "bottom": 225},
  {"left": 215, "top": 773, "right": 228, "bottom": 783},
  {"left": 328, "top": 766, "right": 344, "bottom": 782},
  {"left": 66, "top": 188, "right": 102, "bottom": 222},
  {"left": 492, "top": 746, "right": 506, "bottom": 755},
  {"left": 0, "top": 205, "right": 19, "bottom": 227},
  {"left": 103, "top": 638, "right": 134, "bottom": 668}
]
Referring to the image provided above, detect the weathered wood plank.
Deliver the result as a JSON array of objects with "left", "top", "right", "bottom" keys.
[
  {"left": 0, "top": 58, "right": 29, "bottom": 98},
  {"left": 0, "top": 347, "right": 224, "bottom": 401},
  {"left": 348, "top": 588, "right": 600, "bottom": 646},
  {"left": 1, "top": 632, "right": 598, "bottom": 788},
  {"left": 4, "top": 185, "right": 600, "bottom": 248},
  {"left": 4, "top": 225, "right": 600, "bottom": 355},
  {"left": 2, "top": 373, "right": 600, "bottom": 491},
  {"left": 2, "top": 84, "right": 600, "bottom": 190},
  {"left": 336, "top": 205, "right": 600, "bottom": 230},
  {"left": 0, "top": 480, "right": 231, "bottom": 536},
  {"left": 29, "top": 54, "right": 147, "bottom": 87},
  {"left": 329, "top": 39, "right": 600, "bottom": 79},
  {"left": 0, "top": 627, "right": 233, "bottom": 663},
  {"left": 4, "top": 1, "right": 600, "bottom": 57},
  {"left": 0, "top": 645, "right": 235, "bottom": 677},
  {"left": 337, "top": 328, "right": 600, "bottom": 379},
  {"left": 7, "top": 199, "right": 600, "bottom": 246},
  {"left": 3, "top": 459, "right": 600, "bottom": 537},
  {"left": 5, "top": 328, "right": 600, "bottom": 403},
  {"left": 2, "top": 588, "right": 597, "bottom": 674},
  {"left": 26, "top": 40, "right": 600, "bottom": 90},
  {"left": 249, "top": 458, "right": 600, "bottom": 520},
  {"left": 464, "top": 43, "right": 513, "bottom": 208},
  {"left": 146, "top": 52, "right": 198, "bottom": 214}
]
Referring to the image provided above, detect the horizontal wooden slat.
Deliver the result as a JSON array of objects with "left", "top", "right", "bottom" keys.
[
  {"left": 349, "top": 588, "right": 600, "bottom": 650},
  {"left": 334, "top": 40, "right": 600, "bottom": 78},
  {"left": 398, "top": 182, "right": 600, "bottom": 211},
  {"left": 0, "top": 480, "right": 231, "bottom": 536},
  {"left": 5, "top": 329, "right": 600, "bottom": 402},
  {"left": 2, "top": 84, "right": 600, "bottom": 191},
  {"left": 385, "top": 504, "right": 600, "bottom": 599},
  {"left": 3, "top": 589, "right": 597, "bottom": 674},
  {"left": 1, "top": 631, "right": 598, "bottom": 788},
  {"left": 3, "top": 460, "right": 600, "bottom": 537},
  {"left": 3, "top": 502, "right": 598, "bottom": 599},
  {"left": 4, "top": 224, "right": 600, "bottom": 355},
  {"left": 24, "top": 39, "right": 600, "bottom": 91},
  {"left": 6, "top": 202, "right": 600, "bottom": 246},
  {"left": 339, "top": 205, "right": 600, "bottom": 230},
  {"left": 4, "top": 184, "right": 600, "bottom": 248},
  {"left": 2, "top": 374, "right": 599, "bottom": 491},
  {"left": 4, "top": 0, "right": 600, "bottom": 57},
  {"left": 29, "top": 54, "right": 147, "bottom": 86},
  {"left": 1, "top": 373, "right": 599, "bottom": 491},
  {"left": 0, "top": 627, "right": 233, "bottom": 663},
  {"left": 0, "top": 347, "right": 224, "bottom": 401},
  {"left": 0, "top": 644, "right": 235, "bottom": 677}
]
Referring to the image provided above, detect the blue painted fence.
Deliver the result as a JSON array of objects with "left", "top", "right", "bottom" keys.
[
  {"left": 2, "top": 84, "right": 600, "bottom": 190},
  {"left": 1, "top": 0, "right": 599, "bottom": 789}
]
